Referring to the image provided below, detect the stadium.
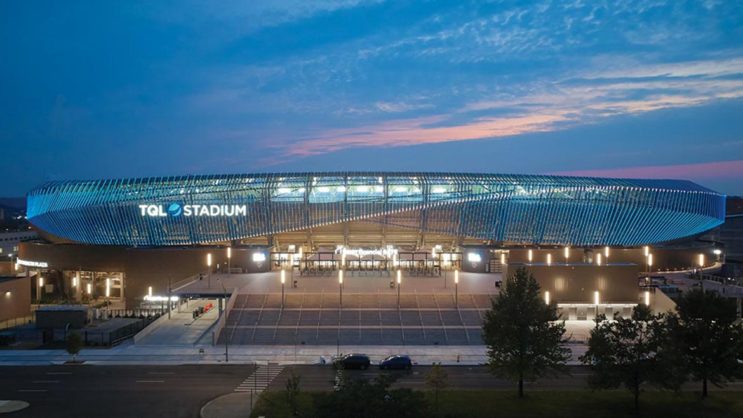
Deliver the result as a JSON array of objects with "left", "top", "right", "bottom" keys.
[{"left": 16, "top": 172, "right": 726, "bottom": 345}]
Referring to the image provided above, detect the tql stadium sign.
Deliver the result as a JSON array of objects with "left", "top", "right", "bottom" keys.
[{"left": 138, "top": 203, "right": 247, "bottom": 217}]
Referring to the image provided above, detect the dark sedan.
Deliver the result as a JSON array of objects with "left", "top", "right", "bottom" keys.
[
  {"left": 338, "top": 354, "right": 371, "bottom": 370},
  {"left": 379, "top": 355, "right": 412, "bottom": 370}
]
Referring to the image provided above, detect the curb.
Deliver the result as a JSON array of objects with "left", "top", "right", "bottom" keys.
[
  {"left": 200, "top": 392, "right": 254, "bottom": 418},
  {"left": 0, "top": 400, "right": 30, "bottom": 414}
]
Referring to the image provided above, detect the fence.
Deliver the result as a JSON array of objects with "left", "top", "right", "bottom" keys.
[{"left": 0, "top": 315, "right": 34, "bottom": 331}]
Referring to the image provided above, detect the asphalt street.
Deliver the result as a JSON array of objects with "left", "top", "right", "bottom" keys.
[{"left": 0, "top": 365, "right": 254, "bottom": 418}]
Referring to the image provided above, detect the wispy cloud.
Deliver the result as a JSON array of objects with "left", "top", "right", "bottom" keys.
[{"left": 552, "top": 159, "right": 743, "bottom": 181}]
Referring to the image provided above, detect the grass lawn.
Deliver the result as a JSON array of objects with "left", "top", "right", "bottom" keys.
[{"left": 251, "top": 389, "right": 743, "bottom": 418}]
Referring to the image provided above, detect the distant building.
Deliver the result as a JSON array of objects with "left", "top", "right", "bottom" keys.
[{"left": 718, "top": 196, "right": 743, "bottom": 262}]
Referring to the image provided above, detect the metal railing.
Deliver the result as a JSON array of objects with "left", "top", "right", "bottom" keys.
[{"left": 0, "top": 316, "right": 34, "bottom": 331}]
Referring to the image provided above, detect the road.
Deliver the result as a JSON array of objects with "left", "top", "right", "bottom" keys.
[{"left": 0, "top": 365, "right": 254, "bottom": 418}]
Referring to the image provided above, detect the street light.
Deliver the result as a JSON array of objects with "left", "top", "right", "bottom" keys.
[
  {"left": 227, "top": 247, "right": 232, "bottom": 275},
  {"left": 280, "top": 269, "right": 286, "bottom": 309},
  {"left": 207, "top": 253, "right": 213, "bottom": 288},
  {"left": 397, "top": 269, "right": 401, "bottom": 309},
  {"left": 339, "top": 269, "right": 344, "bottom": 307},
  {"left": 454, "top": 269, "right": 459, "bottom": 307}
]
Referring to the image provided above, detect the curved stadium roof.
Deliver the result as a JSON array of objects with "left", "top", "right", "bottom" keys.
[{"left": 26, "top": 172, "right": 725, "bottom": 247}]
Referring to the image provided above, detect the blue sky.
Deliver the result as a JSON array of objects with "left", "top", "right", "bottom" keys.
[{"left": 1, "top": 0, "right": 742, "bottom": 196}]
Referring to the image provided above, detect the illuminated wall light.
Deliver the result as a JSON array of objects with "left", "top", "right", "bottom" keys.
[
  {"left": 454, "top": 269, "right": 459, "bottom": 284},
  {"left": 544, "top": 291, "right": 550, "bottom": 305},
  {"left": 648, "top": 253, "right": 653, "bottom": 268},
  {"left": 281, "top": 269, "right": 286, "bottom": 284},
  {"left": 86, "top": 283, "right": 92, "bottom": 295},
  {"left": 644, "top": 246, "right": 650, "bottom": 257},
  {"left": 397, "top": 269, "right": 402, "bottom": 284},
  {"left": 467, "top": 253, "right": 481, "bottom": 263},
  {"left": 594, "top": 291, "right": 600, "bottom": 305},
  {"left": 148, "top": 286, "right": 153, "bottom": 298},
  {"left": 527, "top": 249, "right": 533, "bottom": 262},
  {"left": 39, "top": 276, "right": 44, "bottom": 287},
  {"left": 339, "top": 269, "right": 343, "bottom": 284},
  {"left": 207, "top": 253, "right": 212, "bottom": 267},
  {"left": 564, "top": 246, "right": 569, "bottom": 261},
  {"left": 713, "top": 249, "right": 722, "bottom": 256},
  {"left": 227, "top": 247, "right": 232, "bottom": 259},
  {"left": 72, "top": 275, "right": 79, "bottom": 287},
  {"left": 500, "top": 253, "right": 506, "bottom": 265},
  {"left": 105, "top": 278, "right": 111, "bottom": 297},
  {"left": 644, "top": 290, "right": 650, "bottom": 306},
  {"left": 596, "top": 253, "right": 602, "bottom": 266},
  {"left": 604, "top": 246, "right": 610, "bottom": 258},
  {"left": 698, "top": 253, "right": 705, "bottom": 267},
  {"left": 252, "top": 253, "right": 266, "bottom": 263}
]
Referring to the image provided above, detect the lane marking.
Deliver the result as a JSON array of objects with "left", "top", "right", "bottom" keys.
[
  {"left": 136, "top": 380, "right": 165, "bottom": 383},
  {"left": 147, "top": 372, "right": 175, "bottom": 375},
  {"left": 18, "top": 389, "right": 48, "bottom": 393},
  {"left": 32, "top": 380, "right": 60, "bottom": 383},
  {"left": 45, "top": 372, "right": 72, "bottom": 375}
]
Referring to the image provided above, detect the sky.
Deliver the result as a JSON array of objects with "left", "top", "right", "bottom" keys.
[{"left": 1, "top": 0, "right": 742, "bottom": 196}]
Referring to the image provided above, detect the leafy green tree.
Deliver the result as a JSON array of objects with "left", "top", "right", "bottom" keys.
[
  {"left": 580, "top": 304, "right": 676, "bottom": 412},
  {"left": 66, "top": 332, "right": 83, "bottom": 362},
  {"left": 285, "top": 368, "right": 302, "bottom": 417},
  {"left": 669, "top": 289, "right": 743, "bottom": 398},
  {"left": 482, "top": 267, "right": 571, "bottom": 398},
  {"left": 425, "top": 362, "right": 448, "bottom": 416},
  {"left": 314, "top": 374, "right": 430, "bottom": 418}
]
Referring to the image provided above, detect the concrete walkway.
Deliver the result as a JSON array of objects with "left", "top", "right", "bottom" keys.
[{"left": 135, "top": 300, "right": 220, "bottom": 346}]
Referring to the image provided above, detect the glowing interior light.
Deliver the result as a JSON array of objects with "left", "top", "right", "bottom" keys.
[
  {"left": 394, "top": 186, "right": 407, "bottom": 193},
  {"left": 594, "top": 291, "right": 600, "bottom": 305},
  {"left": 713, "top": 249, "right": 722, "bottom": 255},
  {"left": 277, "top": 187, "right": 291, "bottom": 194},
  {"left": 39, "top": 276, "right": 44, "bottom": 287},
  {"left": 432, "top": 187, "right": 447, "bottom": 194},
  {"left": 336, "top": 186, "right": 346, "bottom": 192},
  {"left": 500, "top": 253, "right": 506, "bottom": 265},
  {"left": 544, "top": 291, "right": 550, "bottom": 305},
  {"left": 105, "top": 278, "right": 111, "bottom": 297},
  {"left": 87, "top": 283, "right": 92, "bottom": 295},
  {"left": 397, "top": 269, "right": 401, "bottom": 284},
  {"left": 356, "top": 185, "right": 369, "bottom": 193},
  {"left": 252, "top": 253, "right": 266, "bottom": 263},
  {"left": 375, "top": 186, "right": 384, "bottom": 193},
  {"left": 339, "top": 270, "right": 343, "bottom": 284},
  {"left": 644, "top": 290, "right": 650, "bottom": 306},
  {"left": 467, "top": 253, "right": 481, "bottom": 263},
  {"left": 72, "top": 275, "right": 79, "bottom": 287},
  {"left": 317, "top": 186, "right": 330, "bottom": 193},
  {"left": 148, "top": 286, "right": 153, "bottom": 297}
]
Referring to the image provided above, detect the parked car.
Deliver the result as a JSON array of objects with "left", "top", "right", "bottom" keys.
[
  {"left": 379, "top": 355, "right": 412, "bottom": 370},
  {"left": 337, "top": 354, "right": 371, "bottom": 370}
]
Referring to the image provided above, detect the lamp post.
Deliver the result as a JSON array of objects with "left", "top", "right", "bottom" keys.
[
  {"left": 594, "top": 290, "right": 600, "bottom": 322},
  {"left": 454, "top": 269, "right": 459, "bottom": 308},
  {"left": 280, "top": 269, "right": 286, "bottom": 309},
  {"left": 397, "top": 269, "right": 401, "bottom": 309},
  {"left": 227, "top": 247, "right": 232, "bottom": 275},
  {"left": 38, "top": 275, "right": 44, "bottom": 303},
  {"left": 339, "top": 269, "right": 344, "bottom": 308},
  {"left": 219, "top": 278, "right": 229, "bottom": 362},
  {"left": 207, "top": 253, "right": 213, "bottom": 288}
]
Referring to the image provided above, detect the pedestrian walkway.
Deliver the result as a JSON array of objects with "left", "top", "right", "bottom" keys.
[
  {"left": 135, "top": 300, "right": 219, "bottom": 346},
  {"left": 201, "top": 364, "right": 284, "bottom": 418},
  {"left": 234, "top": 364, "right": 284, "bottom": 392}
]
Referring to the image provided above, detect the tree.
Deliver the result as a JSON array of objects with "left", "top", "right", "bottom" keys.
[
  {"left": 285, "top": 368, "right": 302, "bottom": 417},
  {"left": 425, "top": 362, "right": 448, "bottom": 416},
  {"left": 580, "top": 304, "right": 676, "bottom": 412},
  {"left": 669, "top": 289, "right": 743, "bottom": 398},
  {"left": 482, "top": 267, "right": 571, "bottom": 398},
  {"left": 66, "top": 332, "right": 83, "bottom": 362}
]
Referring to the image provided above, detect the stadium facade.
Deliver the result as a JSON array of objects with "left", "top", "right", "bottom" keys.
[
  {"left": 17, "top": 172, "right": 726, "bottom": 308},
  {"left": 26, "top": 172, "right": 724, "bottom": 247}
]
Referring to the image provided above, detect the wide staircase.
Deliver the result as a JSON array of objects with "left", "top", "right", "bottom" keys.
[{"left": 218, "top": 293, "right": 493, "bottom": 346}]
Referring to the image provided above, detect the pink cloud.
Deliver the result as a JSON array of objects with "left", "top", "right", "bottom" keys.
[
  {"left": 552, "top": 160, "right": 743, "bottom": 181},
  {"left": 279, "top": 112, "right": 572, "bottom": 157}
]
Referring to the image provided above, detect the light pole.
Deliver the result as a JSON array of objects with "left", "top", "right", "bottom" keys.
[
  {"left": 219, "top": 278, "right": 229, "bottom": 362},
  {"left": 227, "top": 246, "right": 232, "bottom": 275},
  {"left": 454, "top": 269, "right": 459, "bottom": 308},
  {"left": 339, "top": 269, "right": 343, "bottom": 308},
  {"left": 280, "top": 269, "right": 285, "bottom": 309},
  {"left": 207, "top": 253, "right": 213, "bottom": 288},
  {"left": 396, "top": 269, "right": 401, "bottom": 309},
  {"left": 594, "top": 290, "right": 600, "bottom": 322}
]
